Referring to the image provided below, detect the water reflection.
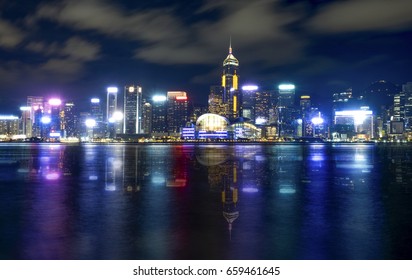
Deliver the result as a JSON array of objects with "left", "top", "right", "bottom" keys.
[{"left": 1, "top": 143, "right": 412, "bottom": 259}]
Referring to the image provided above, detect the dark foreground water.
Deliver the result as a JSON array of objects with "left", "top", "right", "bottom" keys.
[{"left": 1, "top": 143, "right": 412, "bottom": 260}]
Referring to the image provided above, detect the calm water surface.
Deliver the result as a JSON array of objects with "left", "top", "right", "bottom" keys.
[{"left": 0, "top": 143, "right": 411, "bottom": 259}]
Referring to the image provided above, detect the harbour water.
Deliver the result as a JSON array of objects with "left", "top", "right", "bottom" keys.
[{"left": 0, "top": 143, "right": 411, "bottom": 259}]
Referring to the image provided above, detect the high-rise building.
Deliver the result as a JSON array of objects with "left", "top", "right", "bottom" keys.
[
  {"left": 47, "top": 98, "right": 63, "bottom": 138},
  {"left": 89, "top": 98, "right": 105, "bottom": 138},
  {"left": 27, "top": 96, "right": 44, "bottom": 123},
  {"left": 142, "top": 102, "right": 152, "bottom": 134},
  {"left": 167, "top": 91, "right": 188, "bottom": 134},
  {"left": 278, "top": 84, "right": 297, "bottom": 137},
  {"left": 0, "top": 115, "right": 19, "bottom": 136},
  {"left": 151, "top": 95, "right": 167, "bottom": 135},
  {"left": 27, "top": 96, "right": 44, "bottom": 137},
  {"left": 63, "top": 102, "right": 78, "bottom": 138},
  {"left": 240, "top": 85, "right": 258, "bottom": 122},
  {"left": 222, "top": 42, "right": 240, "bottom": 120},
  {"left": 20, "top": 106, "right": 32, "bottom": 137},
  {"left": 402, "top": 82, "right": 412, "bottom": 132},
  {"left": 255, "top": 91, "right": 272, "bottom": 125},
  {"left": 124, "top": 85, "right": 143, "bottom": 134},
  {"left": 208, "top": 85, "right": 226, "bottom": 116},
  {"left": 106, "top": 87, "right": 118, "bottom": 122}
]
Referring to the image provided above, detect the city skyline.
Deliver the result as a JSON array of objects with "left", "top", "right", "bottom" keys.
[{"left": 1, "top": 0, "right": 412, "bottom": 114}]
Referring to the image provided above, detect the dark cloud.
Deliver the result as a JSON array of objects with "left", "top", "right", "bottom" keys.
[
  {"left": 307, "top": 0, "right": 412, "bottom": 33},
  {"left": 0, "top": 19, "right": 25, "bottom": 48}
]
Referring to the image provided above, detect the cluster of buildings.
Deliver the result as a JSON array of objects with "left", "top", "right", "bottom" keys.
[{"left": 1, "top": 44, "right": 412, "bottom": 142}]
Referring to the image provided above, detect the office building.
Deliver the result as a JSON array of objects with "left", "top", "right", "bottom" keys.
[
  {"left": 221, "top": 42, "right": 240, "bottom": 120},
  {"left": 142, "top": 102, "right": 152, "bottom": 134},
  {"left": 167, "top": 91, "right": 188, "bottom": 134},
  {"left": 240, "top": 85, "right": 258, "bottom": 122},
  {"left": 124, "top": 85, "right": 143, "bottom": 134},
  {"left": 151, "top": 95, "right": 167, "bottom": 135},
  {"left": 63, "top": 102, "right": 78, "bottom": 138}
]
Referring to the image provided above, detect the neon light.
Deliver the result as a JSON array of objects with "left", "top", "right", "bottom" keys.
[
  {"left": 91, "top": 98, "right": 100, "bottom": 103},
  {"left": 41, "top": 116, "right": 51, "bottom": 124},
  {"left": 48, "top": 98, "right": 62, "bottom": 106},
  {"left": 242, "top": 85, "right": 258, "bottom": 91},
  {"left": 278, "top": 84, "right": 295, "bottom": 90},
  {"left": 0, "top": 115, "right": 19, "bottom": 120},
  {"left": 153, "top": 95, "right": 167, "bottom": 102},
  {"left": 176, "top": 96, "right": 188, "bottom": 100},
  {"left": 49, "top": 132, "right": 61, "bottom": 137},
  {"left": 20, "top": 106, "right": 31, "bottom": 111},
  {"left": 107, "top": 87, "right": 118, "bottom": 93},
  {"left": 85, "top": 119, "right": 96, "bottom": 127},
  {"left": 311, "top": 117, "right": 324, "bottom": 125},
  {"left": 335, "top": 110, "right": 373, "bottom": 116}
]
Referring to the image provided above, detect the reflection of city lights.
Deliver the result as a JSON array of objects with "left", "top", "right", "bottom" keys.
[
  {"left": 311, "top": 155, "right": 324, "bottom": 161},
  {"left": 242, "top": 187, "right": 259, "bottom": 193},
  {"left": 279, "top": 186, "right": 296, "bottom": 194},
  {"left": 105, "top": 185, "right": 116, "bottom": 191},
  {"left": 355, "top": 154, "right": 366, "bottom": 162},
  {"left": 152, "top": 175, "right": 166, "bottom": 184},
  {"left": 45, "top": 172, "right": 60, "bottom": 180},
  {"left": 112, "top": 159, "right": 122, "bottom": 169}
]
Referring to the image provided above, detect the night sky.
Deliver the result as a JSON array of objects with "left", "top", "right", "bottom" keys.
[{"left": 1, "top": 0, "right": 412, "bottom": 114}]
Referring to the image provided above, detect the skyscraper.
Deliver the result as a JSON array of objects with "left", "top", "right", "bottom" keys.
[
  {"left": 167, "top": 91, "right": 188, "bottom": 134},
  {"left": 124, "top": 85, "right": 143, "bottom": 134},
  {"left": 402, "top": 82, "right": 412, "bottom": 132},
  {"left": 151, "top": 95, "right": 167, "bottom": 135},
  {"left": 142, "top": 102, "right": 152, "bottom": 134},
  {"left": 208, "top": 85, "right": 226, "bottom": 116},
  {"left": 90, "top": 98, "right": 105, "bottom": 138},
  {"left": 222, "top": 41, "right": 240, "bottom": 120},
  {"left": 106, "top": 87, "right": 118, "bottom": 122},
  {"left": 278, "top": 84, "right": 297, "bottom": 138},
  {"left": 63, "top": 101, "right": 78, "bottom": 138},
  {"left": 240, "top": 85, "right": 258, "bottom": 122}
]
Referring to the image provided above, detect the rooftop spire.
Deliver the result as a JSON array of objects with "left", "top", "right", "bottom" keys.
[{"left": 229, "top": 36, "right": 232, "bottom": 54}]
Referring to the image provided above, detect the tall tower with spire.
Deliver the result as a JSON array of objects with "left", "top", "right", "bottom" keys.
[{"left": 222, "top": 40, "right": 240, "bottom": 120}]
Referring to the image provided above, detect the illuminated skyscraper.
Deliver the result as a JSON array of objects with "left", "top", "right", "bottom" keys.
[
  {"left": 151, "top": 95, "right": 167, "bottom": 135},
  {"left": 106, "top": 87, "right": 118, "bottom": 122},
  {"left": 222, "top": 41, "right": 240, "bottom": 120},
  {"left": 27, "top": 96, "right": 44, "bottom": 137},
  {"left": 402, "top": 82, "right": 412, "bottom": 132},
  {"left": 0, "top": 115, "right": 19, "bottom": 136},
  {"left": 240, "top": 85, "right": 258, "bottom": 122},
  {"left": 255, "top": 90, "right": 272, "bottom": 125},
  {"left": 124, "top": 85, "right": 143, "bottom": 134},
  {"left": 278, "top": 84, "right": 297, "bottom": 137},
  {"left": 208, "top": 85, "right": 226, "bottom": 116},
  {"left": 167, "top": 91, "right": 188, "bottom": 134},
  {"left": 142, "top": 102, "right": 152, "bottom": 134},
  {"left": 65, "top": 101, "right": 78, "bottom": 137},
  {"left": 20, "top": 106, "right": 32, "bottom": 137},
  {"left": 47, "top": 98, "right": 63, "bottom": 138}
]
